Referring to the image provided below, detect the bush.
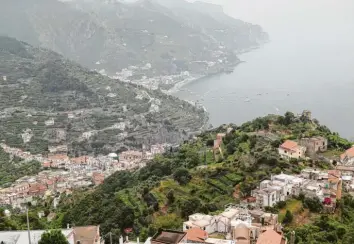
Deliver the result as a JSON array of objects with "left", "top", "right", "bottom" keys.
[
  {"left": 303, "top": 197, "right": 323, "bottom": 213},
  {"left": 38, "top": 230, "right": 69, "bottom": 244},
  {"left": 276, "top": 201, "right": 287, "bottom": 209},
  {"left": 282, "top": 210, "right": 293, "bottom": 224},
  {"left": 173, "top": 168, "right": 191, "bottom": 185}
]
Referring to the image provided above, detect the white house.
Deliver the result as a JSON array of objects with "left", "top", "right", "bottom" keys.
[
  {"left": 278, "top": 140, "right": 306, "bottom": 160},
  {"left": 252, "top": 173, "right": 306, "bottom": 207},
  {"left": 183, "top": 207, "right": 254, "bottom": 234},
  {"left": 183, "top": 213, "right": 217, "bottom": 234}
]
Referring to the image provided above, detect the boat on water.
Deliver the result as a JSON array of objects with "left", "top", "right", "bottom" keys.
[{"left": 244, "top": 98, "right": 251, "bottom": 102}]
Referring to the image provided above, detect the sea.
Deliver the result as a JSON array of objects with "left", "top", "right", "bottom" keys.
[{"left": 174, "top": 0, "right": 354, "bottom": 139}]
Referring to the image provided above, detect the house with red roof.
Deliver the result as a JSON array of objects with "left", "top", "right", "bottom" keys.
[
  {"left": 340, "top": 147, "right": 354, "bottom": 165},
  {"left": 256, "top": 229, "right": 287, "bottom": 244},
  {"left": 185, "top": 227, "right": 208, "bottom": 243},
  {"left": 278, "top": 140, "right": 306, "bottom": 160}
]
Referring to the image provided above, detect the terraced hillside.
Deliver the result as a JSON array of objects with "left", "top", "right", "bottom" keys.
[{"left": 0, "top": 36, "right": 208, "bottom": 155}]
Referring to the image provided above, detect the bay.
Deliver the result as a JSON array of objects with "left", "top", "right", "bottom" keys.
[
  {"left": 175, "top": 0, "right": 354, "bottom": 139},
  {"left": 173, "top": 39, "right": 354, "bottom": 139}
]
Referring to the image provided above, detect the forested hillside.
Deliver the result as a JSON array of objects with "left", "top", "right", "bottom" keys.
[{"left": 52, "top": 112, "right": 354, "bottom": 243}]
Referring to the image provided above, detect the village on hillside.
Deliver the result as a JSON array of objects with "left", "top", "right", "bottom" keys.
[
  {"left": 1, "top": 110, "right": 354, "bottom": 244},
  {"left": 0, "top": 143, "right": 168, "bottom": 210}
]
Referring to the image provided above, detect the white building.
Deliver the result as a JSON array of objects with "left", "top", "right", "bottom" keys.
[
  {"left": 252, "top": 173, "right": 306, "bottom": 207},
  {"left": 183, "top": 207, "right": 255, "bottom": 234},
  {"left": 183, "top": 213, "right": 217, "bottom": 233}
]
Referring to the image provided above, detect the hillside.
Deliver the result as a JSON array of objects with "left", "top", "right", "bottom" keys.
[
  {"left": 0, "top": 36, "right": 208, "bottom": 155},
  {"left": 0, "top": 0, "right": 268, "bottom": 81},
  {"left": 54, "top": 112, "right": 354, "bottom": 243}
]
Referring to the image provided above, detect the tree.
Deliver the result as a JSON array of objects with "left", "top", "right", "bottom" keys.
[
  {"left": 180, "top": 198, "right": 201, "bottom": 218},
  {"left": 166, "top": 190, "right": 175, "bottom": 204},
  {"left": 282, "top": 210, "right": 293, "bottom": 224},
  {"left": 173, "top": 168, "right": 191, "bottom": 185},
  {"left": 39, "top": 230, "right": 69, "bottom": 244},
  {"left": 284, "top": 111, "right": 295, "bottom": 125},
  {"left": 303, "top": 197, "right": 323, "bottom": 213}
]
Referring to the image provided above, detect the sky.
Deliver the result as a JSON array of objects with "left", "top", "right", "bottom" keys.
[{"left": 189, "top": 0, "right": 354, "bottom": 43}]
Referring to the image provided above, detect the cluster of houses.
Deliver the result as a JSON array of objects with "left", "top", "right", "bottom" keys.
[
  {"left": 277, "top": 137, "right": 327, "bottom": 160},
  {"left": 182, "top": 205, "right": 288, "bottom": 244},
  {"left": 251, "top": 170, "right": 342, "bottom": 211},
  {"left": 0, "top": 143, "right": 168, "bottom": 209},
  {"left": 277, "top": 135, "right": 354, "bottom": 197}
]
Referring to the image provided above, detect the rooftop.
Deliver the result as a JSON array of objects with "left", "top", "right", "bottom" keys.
[
  {"left": 256, "top": 229, "right": 284, "bottom": 244},
  {"left": 151, "top": 230, "right": 186, "bottom": 244},
  {"left": 0, "top": 229, "right": 73, "bottom": 244},
  {"left": 185, "top": 228, "right": 208, "bottom": 243},
  {"left": 341, "top": 147, "right": 354, "bottom": 160},
  {"left": 73, "top": 225, "right": 99, "bottom": 244},
  {"left": 279, "top": 140, "right": 299, "bottom": 151}
]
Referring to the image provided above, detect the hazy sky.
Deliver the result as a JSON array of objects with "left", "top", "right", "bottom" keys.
[{"left": 190, "top": 0, "right": 354, "bottom": 43}]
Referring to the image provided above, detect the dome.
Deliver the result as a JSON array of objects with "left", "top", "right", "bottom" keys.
[{"left": 108, "top": 153, "right": 118, "bottom": 158}]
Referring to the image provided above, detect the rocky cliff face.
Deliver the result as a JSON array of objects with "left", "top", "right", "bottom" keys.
[
  {"left": 0, "top": 36, "right": 208, "bottom": 155},
  {"left": 0, "top": 0, "right": 268, "bottom": 79}
]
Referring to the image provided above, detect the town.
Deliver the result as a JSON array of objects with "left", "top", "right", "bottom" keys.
[
  {"left": 2, "top": 112, "right": 354, "bottom": 243},
  {"left": 0, "top": 143, "right": 168, "bottom": 209}
]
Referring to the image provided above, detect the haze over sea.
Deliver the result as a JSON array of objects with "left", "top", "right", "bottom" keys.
[{"left": 176, "top": 0, "right": 354, "bottom": 139}]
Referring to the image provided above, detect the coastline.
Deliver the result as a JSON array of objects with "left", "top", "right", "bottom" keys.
[{"left": 167, "top": 43, "right": 268, "bottom": 95}]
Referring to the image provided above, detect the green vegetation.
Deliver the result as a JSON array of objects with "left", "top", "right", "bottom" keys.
[
  {"left": 1, "top": 112, "right": 353, "bottom": 244},
  {"left": 0, "top": 147, "right": 41, "bottom": 187},
  {"left": 39, "top": 229, "right": 69, "bottom": 244},
  {"left": 54, "top": 112, "right": 352, "bottom": 243},
  {"left": 287, "top": 195, "right": 354, "bottom": 244},
  {"left": 283, "top": 210, "right": 294, "bottom": 225}
]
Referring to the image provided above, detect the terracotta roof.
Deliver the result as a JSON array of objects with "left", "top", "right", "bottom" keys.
[
  {"left": 280, "top": 140, "right": 299, "bottom": 151},
  {"left": 256, "top": 229, "right": 283, "bottom": 244},
  {"left": 341, "top": 147, "right": 354, "bottom": 160},
  {"left": 185, "top": 228, "right": 208, "bottom": 243},
  {"left": 48, "top": 154, "right": 69, "bottom": 161},
  {"left": 71, "top": 156, "right": 89, "bottom": 164},
  {"left": 73, "top": 225, "right": 99, "bottom": 244},
  {"left": 42, "top": 162, "right": 51, "bottom": 167}
]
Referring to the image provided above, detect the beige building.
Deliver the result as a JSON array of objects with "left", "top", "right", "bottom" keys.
[
  {"left": 278, "top": 140, "right": 306, "bottom": 160},
  {"left": 299, "top": 137, "right": 327, "bottom": 157}
]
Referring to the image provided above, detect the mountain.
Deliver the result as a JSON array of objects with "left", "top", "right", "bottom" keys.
[
  {"left": 0, "top": 36, "right": 208, "bottom": 155},
  {"left": 0, "top": 0, "right": 268, "bottom": 83}
]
